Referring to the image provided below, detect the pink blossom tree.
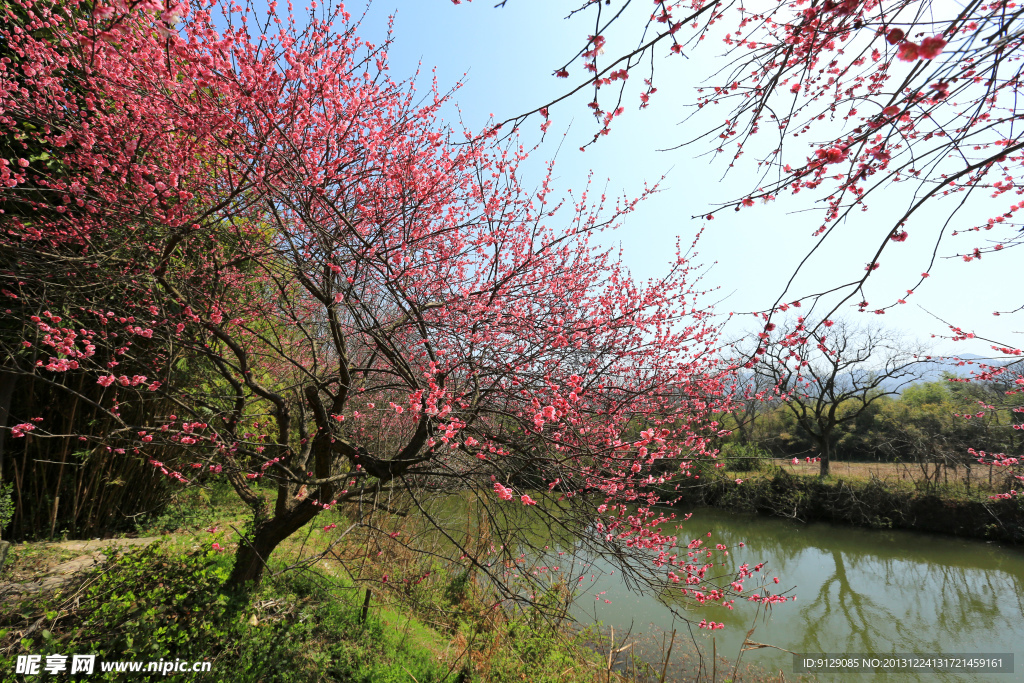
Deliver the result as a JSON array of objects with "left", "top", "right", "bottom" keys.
[{"left": 0, "top": 0, "right": 770, "bottom": 613}]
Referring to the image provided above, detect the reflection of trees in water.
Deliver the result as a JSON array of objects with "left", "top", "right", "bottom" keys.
[
  {"left": 892, "top": 559, "right": 1016, "bottom": 637},
  {"left": 769, "top": 544, "right": 1024, "bottom": 655},
  {"left": 652, "top": 510, "right": 1024, "bottom": 657},
  {"left": 798, "top": 548, "right": 907, "bottom": 653},
  {"left": 424, "top": 499, "right": 1024, "bottom": 658},
  {"left": 829, "top": 549, "right": 1021, "bottom": 643}
]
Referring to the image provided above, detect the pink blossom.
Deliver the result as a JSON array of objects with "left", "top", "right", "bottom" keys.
[
  {"left": 897, "top": 42, "right": 920, "bottom": 62},
  {"left": 918, "top": 36, "right": 947, "bottom": 59},
  {"left": 11, "top": 423, "right": 35, "bottom": 438}
]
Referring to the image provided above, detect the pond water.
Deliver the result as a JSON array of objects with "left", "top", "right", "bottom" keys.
[{"left": 552, "top": 507, "right": 1024, "bottom": 682}]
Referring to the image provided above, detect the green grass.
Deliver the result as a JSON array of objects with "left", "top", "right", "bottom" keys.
[
  {"left": 130, "top": 481, "right": 251, "bottom": 536},
  {"left": 0, "top": 520, "right": 612, "bottom": 682},
  {"left": 0, "top": 539, "right": 457, "bottom": 682}
]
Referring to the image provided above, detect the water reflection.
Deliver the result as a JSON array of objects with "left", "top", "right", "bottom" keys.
[{"left": 565, "top": 507, "right": 1024, "bottom": 682}]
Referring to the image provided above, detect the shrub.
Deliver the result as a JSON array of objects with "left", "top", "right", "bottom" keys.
[{"left": 720, "top": 442, "right": 772, "bottom": 472}]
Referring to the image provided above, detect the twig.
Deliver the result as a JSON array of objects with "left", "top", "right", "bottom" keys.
[
  {"left": 741, "top": 641, "right": 795, "bottom": 654},
  {"left": 607, "top": 625, "right": 615, "bottom": 683},
  {"left": 659, "top": 629, "right": 676, "bottom": 683},
  {"left": 23, "top": 616, "right": 46, "bottom": 638},
  {"left": 713, "top": 636, "right": 717, "bottom": 683}
]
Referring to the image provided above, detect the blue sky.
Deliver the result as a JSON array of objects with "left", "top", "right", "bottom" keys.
[{"left": 325, "top": 1, "right": 1019, "bottom": 358}]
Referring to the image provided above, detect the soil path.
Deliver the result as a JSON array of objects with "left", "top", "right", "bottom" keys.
[{"left": 0, "top": 537, "right": 160, "bottom": 599}]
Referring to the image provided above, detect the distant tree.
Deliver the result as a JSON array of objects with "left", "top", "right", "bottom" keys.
[
  {"left": 827, "top": 394, "right": 891, "bottom": 461},
  {"left": 721, "top": 367, "right": 777, "bottom": 446},
  {"left": 945, "top": 372, "right": 1024, "bottom": 481},
  {"left": 868, "top": 375, "right": 1022, "bottom": 488},
  {"left": 753, "top": 318, "right": 929, "bottom": 476},
  {"left": 873, "top": 379, "right": 965, "bottom": 483}
]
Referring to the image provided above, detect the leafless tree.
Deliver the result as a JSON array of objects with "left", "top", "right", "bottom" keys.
[{"left": 752, "top": 318, "right": 930, "bottom": 476}]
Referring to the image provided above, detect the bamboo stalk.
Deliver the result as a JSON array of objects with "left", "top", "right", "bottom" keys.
[
  {"left": 50, "top": 495, "right": 60, "bottom": 539},
  {"left": 52, "top": 377, "right": 82, "bottom": 535}
]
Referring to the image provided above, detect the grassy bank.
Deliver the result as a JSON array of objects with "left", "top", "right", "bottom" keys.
[
  {"left": 0, "top": 484, "right": 615, "bottom": 683},
  {"left": 1, "top": 539, "right": 618, "bottom": 683},
  {"left": 671, "top": 464, "right": 1024, "bottom": 543},
  {"left": 0, "top": 484, "right": 803, "bottom": 683}
]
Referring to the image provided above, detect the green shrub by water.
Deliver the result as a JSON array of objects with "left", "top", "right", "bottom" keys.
[
  {"left": 718, "top": 443, "right": 773, "bottom": 472},
  {"left": 673, "top": 468, "right": 1024, "bottom": 544}
]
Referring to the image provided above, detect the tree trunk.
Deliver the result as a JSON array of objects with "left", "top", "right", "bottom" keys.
[
  {"left": 819, "top": 437, "right": 831, "bottom": 477},
  {"left": 224, "top": 503, "right": 320, "bottom": 592},
  {"left": 225, "top": 530, "right": 280, "bottom": 590}
]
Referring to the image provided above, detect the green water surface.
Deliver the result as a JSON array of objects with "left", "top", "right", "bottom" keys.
[{"left": 559, "top": 506, "right": 1023, "bottom": 682}]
